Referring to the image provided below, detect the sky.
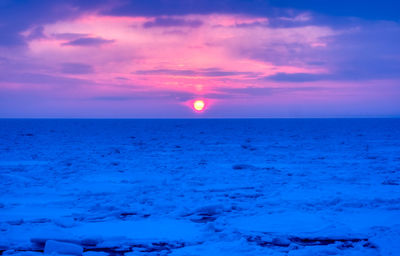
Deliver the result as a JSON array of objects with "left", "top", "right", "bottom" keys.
[{"left": 0, "top": 0, "right": 399, "bottom": 118}]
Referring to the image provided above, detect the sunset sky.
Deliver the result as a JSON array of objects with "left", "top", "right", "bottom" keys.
[{"left": 0, "top": 0, "right": 399, "bottom": 117}]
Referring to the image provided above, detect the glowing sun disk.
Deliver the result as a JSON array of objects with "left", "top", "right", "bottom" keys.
[{"left": 193, "top": 100, "right": 205, "bottom": 112}]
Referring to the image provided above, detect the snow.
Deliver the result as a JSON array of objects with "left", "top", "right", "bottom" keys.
[
  {"left": 0, "top": 119, "right": 400, "bottom": 255},
  {"left": 44, "top": 240, "right": 83, "bottom": 255}
]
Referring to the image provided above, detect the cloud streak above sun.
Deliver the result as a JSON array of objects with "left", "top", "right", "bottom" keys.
[{"left": 0, "top": 0, "right": 399, "bottom": 117}]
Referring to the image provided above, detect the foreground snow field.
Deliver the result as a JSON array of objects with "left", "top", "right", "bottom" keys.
[{"left": 0, "top": 119, "right": 399, "bottom": 256}]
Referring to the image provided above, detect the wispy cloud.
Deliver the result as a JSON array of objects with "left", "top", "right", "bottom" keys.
[
  {"left": 265, "top": 72, "right": 329, "bottom": 82},
  {"left": 218, "top": 86, "right": 324, "bottom": 96},
  {"left": 91, "top": 90, "right": 195, "bottom": 102},
  {"left": 143, "top": 17, "right": 203, "bottom": 28},
  {"left": 0, "top": 72, "right": 88, "bottom": 85},
  {"left": 61, "top": 63, "right": 94, "bottom": 74},
  {"left": 62, "top": 37, "right": 114, "bottom": 46},
  {"left": 135, "top": 68, "right": 261, "bottom": 77},
  {"left": 52, "top": 33, "right": 90, "bottom": 40}
]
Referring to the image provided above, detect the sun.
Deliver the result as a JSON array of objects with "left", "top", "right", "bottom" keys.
[{"left": 193, "top": 100, "right": 205, "bottom": 112}]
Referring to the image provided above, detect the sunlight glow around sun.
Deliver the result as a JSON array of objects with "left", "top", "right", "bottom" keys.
[{"left": 193, "top": 100, "right": 205, "bottom": 112}]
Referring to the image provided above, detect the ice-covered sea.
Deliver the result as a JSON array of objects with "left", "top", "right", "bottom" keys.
[{"left": 1, "top": 119, "right": 400, "bottom": 256}]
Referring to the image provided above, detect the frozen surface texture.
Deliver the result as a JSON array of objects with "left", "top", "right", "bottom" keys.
[{"left": 0, "top": 119, "right": 399, "bottom": 255}]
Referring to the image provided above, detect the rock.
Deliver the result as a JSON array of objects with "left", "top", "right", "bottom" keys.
[{"left": 44, "top": 240, "right": 83, "bottom": 255}]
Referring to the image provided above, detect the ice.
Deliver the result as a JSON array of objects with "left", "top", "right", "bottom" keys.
[
  {"left": 1, "top": 119, "right": 400, "bottom": 255},
  {"left": 44, "top": 240, "right": 83, "bottom": 255},
  {"left": 83, "top": 253, "right": 108, "bottom": 256}
]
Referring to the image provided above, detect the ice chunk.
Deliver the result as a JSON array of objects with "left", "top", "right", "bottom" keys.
[
  {"left": 44, "top": 240, "right": 83, "bottom": 256},
  {"left": 3, "top": 251, "right": 43, "bottom": 256},
  {"left": 83, "top": 252, "right": 108, "bottom": 256}
]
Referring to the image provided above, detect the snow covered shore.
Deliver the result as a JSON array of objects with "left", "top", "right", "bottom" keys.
[{"left": 1, "top": 119, "right": 399, "bottom": 255}]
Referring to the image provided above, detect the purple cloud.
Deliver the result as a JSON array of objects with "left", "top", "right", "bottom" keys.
[
  {"left": 52, "top": 33, "right": 90, "bottom": 40},
  {"left": 62, "top": 37, "right": 114, "bottom": 46},
  {"left": 26, "top": 26, "right": 46, "bottom": 40},
  {"left": 136, "top": 69, "right": 197, "bottom": 76},
  {"left": 0, "top": 0, "right": 110, "bottom": 46},
  {"left": 265, "top": 73, "right": 330, "bottom": 82},
  {"left": 218, "top": 86, "right": 324, "bottom": 96},
  {"left": 91, "top": 90, "right": 195, "bottom": 102},
  {"left": 0, "top": 72, "right": 88, "bottom": 86},
  {"left": 143, "top": 17, "right": 203, "bottom": 28},
  {"left": 238, "top": 21, "right": 400, "bottom": 82},
  {"left": 135, "top": 68, "right": 261, "bottom": 77},
  {"left": 61, "top": 63, "right": 94, "bottom": 74},
  {"left": 105, "top": 0, "right": 400, "bottom": 21}
]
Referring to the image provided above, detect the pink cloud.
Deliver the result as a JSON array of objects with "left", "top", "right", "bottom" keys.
[{"left": 0, "top": 12, "right": 396, "bottom": 117}]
